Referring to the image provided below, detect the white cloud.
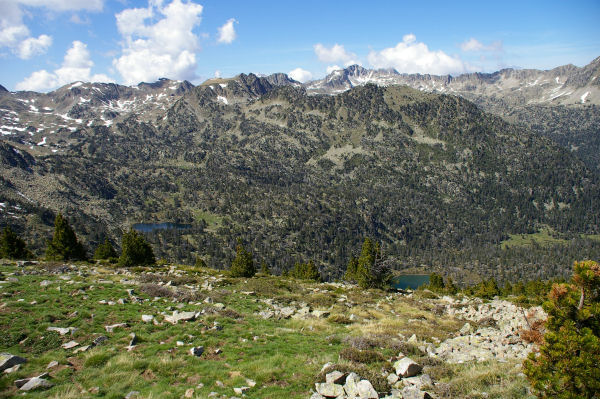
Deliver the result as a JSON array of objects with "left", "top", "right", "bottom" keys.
[
  {"left": 1, "top": 0, "right": 103, "bottom": 59},
  {"left": 367, "top": 33, "right": 469, "bottom": 75},
  {"left": 326, "top": 65, "right": 342, "bottom": 74},
  {"left": 217, "top": 18, "right": 236, "bottom": 44},
  {"left": 460, "top": 38, "right": 503, "bottom": 53},
  {"left": 16, "top": 40, "right": 113, "bottom": 91},
  {"left": 314, "top": 43, "right": 358, "bottom": 66},
  {"left": 214, "top": 70, "right": 221, "bottom": 78},
  {"left": 17, "top": 34, "right": 51, "bottom": 59},
  {"left": 113, "top": 0, "right": 203, "bottom": 85},
  {"left": 288, "top": 67, "right": 312, "bottom": 83}
]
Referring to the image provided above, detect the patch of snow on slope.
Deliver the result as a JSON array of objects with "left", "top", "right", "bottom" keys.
[
  {"left": 217, "top": 96, "right": 229, "bottom": 105},
  {"left": 70, "top": 82, "right": 83, "bottom": 89},
  {"left": 37, "top": 136, "right": 46, "bottom": 146},
  {"left": 219, "top": 83, "right": 227, "bottom": 88},
  {"left": 581, "top": 91, "right": 590, "bottom": 103}
]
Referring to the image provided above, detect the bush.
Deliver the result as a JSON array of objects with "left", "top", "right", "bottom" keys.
[
  {"left": 0, "top": 226, "right": 30, "bottom": 259},
  {"left": 523, "top": 260, "right": 600, "bottom": 398},
  {"left": 45, "top": 214, "right": 87, "bottom": 261},
  {"left": 118, "top": 229, "right": 155, "bottom": 267},
  {"left": 339, "top": 347, "right": 386, "bottom": 364},
  {"left": 94, "top": 238, "right": 117, "bottom": 260}
]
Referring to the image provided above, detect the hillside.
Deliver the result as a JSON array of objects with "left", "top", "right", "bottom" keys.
[
  {"left": 0, "top": 75, "right": 599, "bottom": 281},
  {"left": 0, "top": 260, "right": 544, "bottom": 398}
]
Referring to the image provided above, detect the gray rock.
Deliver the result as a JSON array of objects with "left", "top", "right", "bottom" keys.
[
  {"left": 401, "top": 385, "right": 433, "bottom": 399},
  {"left": 164, "top": 311, "right": 196, "bottom": 324},
  {"left": 93, "top": 336, "right": 108, "bottom": 346},
  {"left": 125, "top": 391, "right": 140, "bottom": 399},
  {"left": 73, "top": 345, "right": 92, "bottom": 353},
  {"left": 387, "top": 372, "right": 400, "bottom": 385},
  {"left": 357, "top": 379, "right": 378, "bottom": 398},
  {"left": 343, "top": 372, "right": 360, "bottom": 397},
  {"left": 233, "top": 386, "right": 250, "bottom": 395},
  {"left": 19, "top": 377, "right": 54, "bottom": 391},
  {"left": 141, "top": 314, "right": 154, "bottom": 322},
  {"left": 105, "top": 323, "right": 128, "bottom": 333},
  {"left": 402, "top": 374, "right": 433, "bottom": 390},
  {"left": 61, "top": 340, "right": 79, "bottom": 349},
  {"left": 190, "top": 346, "right": 204, "bottom": 357},
  {"left": 258, "top": 310, "right": 274, "bottom": 319},
  {"left": 128, "top": 333, "right": 138, "bottom": 347},
  {"left": 310, "top": 393, "right": 326, "bottom": 399},
  {"left": 279, "top": 306, "right": 295, "bottom": 319},
  {"left": 394, "top": 357, "right": 422, "bottom": 377},
  {"left": 315, "top": 382, "right": 344, "bottom": 397},
  {"left": 0, "top": 353, "right": 27, "bottom": 372},
  {"left": 326, "top": 370, "right": 346, "bottom": 384},
  {"left": 3, "top": 364, "right": 20, "bottom": 374},
  {"left": 312, "top": 310, "right": 330, "bottom": 318}
]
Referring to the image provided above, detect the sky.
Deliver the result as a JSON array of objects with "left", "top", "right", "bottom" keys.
[{"left": 1, "top": 0, "right": 599, "bottom": 92}]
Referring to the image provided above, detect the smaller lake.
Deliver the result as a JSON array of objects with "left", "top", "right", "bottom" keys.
[
  {"left": 391, "top": 274, "right": 430, "bottom": 290},
  {"left": 132, "top": 223, "right": 192, "bottom": 233}
]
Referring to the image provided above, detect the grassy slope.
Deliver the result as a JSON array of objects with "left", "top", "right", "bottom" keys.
[{"left": 0, "top": 262, "right": 532, "bottom": 399}]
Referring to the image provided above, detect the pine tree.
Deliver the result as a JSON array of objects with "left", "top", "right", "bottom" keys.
[
  {"left": 523, "top": 260, "right": 600, "bottom": 398},
  {"left": 260, "top": 261, "right": 271, "bottom": 275},
  {"left": 93, "top": 238, "right": 117, "bottom": 261},
  {"left": 46, "top": 214, "right": 87, "bottom": 261},
  {"left": 118, "top": 229, "right": 155, "bottom": 267},
  {"left": 344, "top": 256, "right": 358, "bottom": 282},
  {"left": 428, "top": 273, "right": 445, "bottom": 292},
  {"left": 355, "top": 238, "right": 391, "bottom": 289},
  {"left": 229, "top": 239, "right": 255, "bottom": 277},
  {"left": 303, "top": 260, "right": 321, "bottom": 281},
  {"left": 0, "top": 226, "right": 30, "bottom": 259}
]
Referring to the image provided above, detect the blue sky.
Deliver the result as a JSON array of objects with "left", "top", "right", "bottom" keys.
[{"left": 1, "top": 0, "right": 599, "bottom": 91}]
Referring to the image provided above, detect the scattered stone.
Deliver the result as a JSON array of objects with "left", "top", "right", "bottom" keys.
[
  {"left": 117, "top": 298, "right": 128, "bottom": 305},
  {"left": 460, "top": 322, "right": 473, "bottom": 335},
  {"left": 3, "top": 364, "right": 20, "bottom": 374},
  {"left": 400, "top": 385, "right": 433, "bottom": 399},
  {"left": 141, "top": 314, "right": 154, "bottom": 323},
  {"left": 394, "top": 357, "right": 422, "bottom": 378},
  {"left": 125, "top": 391, "right": 140, "bottom": 399},
  {"left": 258, "top": 310, "right": 274, "bottom": 319},
  {"left": 214, "top": 348, "right": 222, "bottom": 355},
  {"left": 315, "top": 382, "right": 344, "bottom": 397},
  {"left": 245, "top": 378, "right": 256, "bottom": 387},
  {"left": 407, "top": 334, "right": 418, "bottom": 344},
  {"left": 105, "top": 323, "right": 128, "bottom": 333},
  {"left": 40, "top": 280, "right": 51, "bottom": 287},
  {"left": 93, "top": 336, "right": 108, "bottom": 346},
  {"left": 0, "top": 353, "right": 27, "bottom": 372},
  {"left": 343, "top": 372, "right": 361, "bottom": 397},
  {"left": 213, "top": 303, "right": 225, "bottom": 310},
  {"left": 325, "top": 370, "right": 346, "bottom": 384},
  {"left": 164, "top": 311, "right": 196, "bottom": 324},
  {"left": 357, "top": 379, "right": 378, "bottom": 398},
  {"left": 215, "top": 380, "right": 224, "bottom": 387},
  {"left": 19, "top": 376, "right": 54, "bottom": 391},
  {"left": 73, "top": 345, "right": 92, "bottom": 354},
  {"left": 234, "top": 386, "right": 250, "bottom": 395},
  {"left": 127, "top": 333, "right": 138, "bottom": 349},
  {"left": 177, "top": 341, "right": 185, "bottom": 346},
  {"left": 126, "top": 289, "right": 135, "bottom": 296},
  {"left": 312, "top": 310, "right": 330, "bottom": 318},
  {"left": 62, "top": 341, "right": 79, "bottom": 349},
  {"left": 190, "top": 346, "right": 204, "bottom": 357},
  {"left": 89, "top": 386, "right": 100, "bottom": 394},
  {"left": 184, "top": 388, "right": 194, "bottom": 398},
  {"left": 387, "top": 373, "right": 400, "bottom": 385},
  {"left": 47, "top": 326, "right": 76, "bottom": 336},
  {"left": 279, "top": 306, "right": 295, "bottom": 319}
]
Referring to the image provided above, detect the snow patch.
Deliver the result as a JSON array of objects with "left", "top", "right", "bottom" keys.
[
  {"left": 217, "top": 96, "right": 229, "bottom": 105},
  {"left": 37, "top": 136, "right": 47, "bottom": 146},
  {"left": 555, "top": 77, "right": 560, "bottom": 84},
  {"left": 219, "top": 83, "right": 227, "bottom": 88},
  {"left": 581, "top": 91, "right": 590, "bottom": 103},
  {"left": 69, "top": 82, "right": 83, "bottom": 89},
  {"left": 29, "top": 105, "right": 39, "bottom": 112}
]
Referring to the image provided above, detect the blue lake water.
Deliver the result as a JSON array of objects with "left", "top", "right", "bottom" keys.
[
  {"left": 391, "top": 274, "right": 430, "bottom": 290},
  {"left": 132, "top": 223, "right": 192, "bottom": 233}
]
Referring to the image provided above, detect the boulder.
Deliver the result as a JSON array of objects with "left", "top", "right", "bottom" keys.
[
  {"left": 0, "top": 353, "right": 27, "bottom": 372},
  {"left": 356, "top": 379, "right": 378, "bottom": 398},
  {"left": 47, "top": 326, "right": 76, "bottom": 336},
  {"left": 312, "top": 310, "right": 330, "bottom": 318},
  {"left": 394, "top": 357, "right": 422, "bottom": 377},
  {"left": 325, "top": 370, "right": 346, "bottom": 384},
  {"left": 19, "top": 377, "right": 54, "bottom": 391},
  {"left": 105, "top": 323, "right": 128, "bottom": 333},
  {"left": 93, "top": 336, "right": 108, "bottom": 346},
  {"left": 315, "top": 382, "right": 344, "bottom": 397},
  {"left": 343, "top": 372, "right": 361, "bottom": 397},
  {"left": 141, "top": 314, "right": 154, "bottom": 322},
  {"left": 61, "top": 341, "right": 79, "bottom": 349},
  {"left": 164, "top": 311, "right": 196, "bottom": 324},
  {"left": 400, "top": 385, "right": 433, "bottom": 399}
]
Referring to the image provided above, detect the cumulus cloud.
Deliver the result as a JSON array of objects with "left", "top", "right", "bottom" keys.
[
  {"left": 288, "top": 67, "right": 313, "bottom": 83},
  {"left": 17, "top": 34, "right": 52, "bottom": 59},
  {"left": 460, "top": 38, "right": 503, "bottom": 52},
  {"left": 367, "top": 33, "right": 469, "bottom": 75},
  {"left": 113, "top": 0, "right": 203, "bottom": 85},
  {"left": 314, "top": 43, "right": 358, "bottom": 66},
  {"left": 16, "top": 40, "right": 113, "bottom": 91},
  {"left": 326, "top": 65, "right": 342, "bottom": 74},
  {"left": 217, "top": 18, "right": 237, "bottom": 44}
]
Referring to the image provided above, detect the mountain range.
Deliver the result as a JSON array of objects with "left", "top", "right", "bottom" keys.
[{"left": 1, "top": 59, "right": 599, "bottom": 282}]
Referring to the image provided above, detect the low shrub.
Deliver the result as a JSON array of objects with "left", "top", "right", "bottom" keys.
[{"left": 339, "top": 347, "right": 386, "bottom": 364}]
